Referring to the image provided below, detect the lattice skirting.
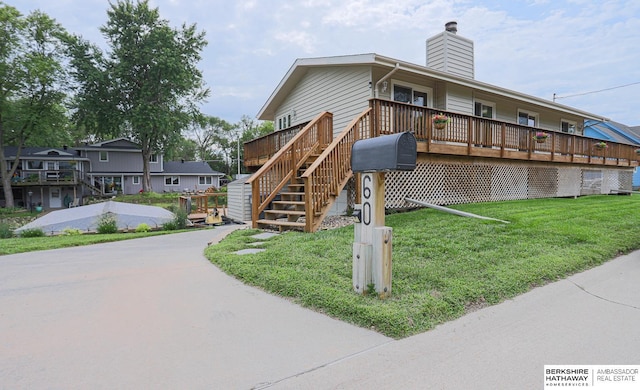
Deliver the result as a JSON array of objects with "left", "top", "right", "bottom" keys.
[{"left": 359, "top": 157, "right": 636, "bottom": 209}]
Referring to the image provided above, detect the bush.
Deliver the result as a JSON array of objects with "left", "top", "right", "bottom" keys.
[
  {"left": 20, "top": 228, "right": 45, "bottom": 238},
  {"left": 62, "top": 227, "right": 83, "bottom": 236},
  {"left": 135, "top": 223, "right": 151, "bottom": 233},
  {"left": 163, "top": 208, "right": 188, "bottom": 231},
  {"left": 162, "top": 220, "right": 177, "bottom": 231},
  {"left": 0, "top": 223, "right": 14, "bottom": 239},
  {"left": 96, "top": 214, "right": 118, "bottom": 234}
]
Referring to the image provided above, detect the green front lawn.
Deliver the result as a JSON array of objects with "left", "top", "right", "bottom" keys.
[{"left": 206, "top": 195, "right": 640, "bottom": 339}]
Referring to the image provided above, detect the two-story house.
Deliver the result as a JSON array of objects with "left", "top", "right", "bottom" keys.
[
  {"left": 1, "top": 138, "right": 224, "bottom": 209},
  {"left": 242, "top": 22, "right": 640, "bottom": 232}
]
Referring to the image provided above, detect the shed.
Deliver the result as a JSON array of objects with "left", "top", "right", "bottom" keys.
[{"left": 227, "top": 175, "right": 252, "bottom": 222}]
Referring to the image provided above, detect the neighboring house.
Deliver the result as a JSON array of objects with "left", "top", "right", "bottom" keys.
[
  {"left": 154, "top": 161, "right": 224, "bottom": 193},
  {"left": 241, "top": 21, "right": 640, "bottom": 232},
  {"left": 584, "top": 120, "right": 640, "bottom": 188},
  {"left": 1, "top": 138, "right": 224, "bottom": 209}
]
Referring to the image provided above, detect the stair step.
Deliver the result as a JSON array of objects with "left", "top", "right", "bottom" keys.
[
  {"left": 280, "top": 192, "right": 304, "bottom": 197},
  {"left": 272, "top": 201, "right": 305, "bottom": 206},
  {"left": 257, "top": 219, "right": 306, "bottom": 229},
  {"left": 264, "top": 209, "right": 305, "bottom": 216}
]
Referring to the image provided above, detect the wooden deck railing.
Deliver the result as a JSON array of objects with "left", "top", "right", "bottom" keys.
[
  {"left": 372, "top": 99, "right": 639, "bottom": 166},
  {"left": 301, "top": 108, "right": 372, "bottom": 232},
  {"left": 243, "top": 122, "right": 308, "bottom": 167},
  {"left": 248, "top": 112, "right": 333, "bottom": 227},
  {"left": 12, "top": 169, "right": 79, "bottom": 186}
]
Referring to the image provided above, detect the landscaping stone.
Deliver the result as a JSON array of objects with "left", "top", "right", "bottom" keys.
[{"left": 233, "top": 248, "right": 266, "bottom": 255}]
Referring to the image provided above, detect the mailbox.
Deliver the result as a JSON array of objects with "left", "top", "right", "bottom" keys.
[{"left": 351, "top": 132, "right": 417, "bottom": 173}]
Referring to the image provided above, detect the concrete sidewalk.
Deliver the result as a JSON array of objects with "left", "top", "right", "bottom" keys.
[
  {"left": 1, "top": 225, "right": 638, "bottom": 389},
  {"left": 269, "top": 251, "right": 640, "bottom": 389}
]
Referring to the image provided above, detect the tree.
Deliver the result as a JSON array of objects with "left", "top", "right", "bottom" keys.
[
  {"left": 0, "top": 4, "right": 70, "bottom": 208},
  {"left": 234, "top": 115, "right": 273, "bottom": 175},
  {"left": 163, "top": 136, "right": 197, "bottom": 161},
  {"left": 66, "top": 0, "right": 209, "bottom": 192}
]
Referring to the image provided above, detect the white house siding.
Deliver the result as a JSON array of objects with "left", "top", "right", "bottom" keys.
[
  {"left": 426, "top": 32, "right": 474, "bottom": 79},
  {"left": 445, "top": 84, "right": 474, "bottom": 114},
  {"left": 472, "top": 92, "right": 583, "bottom": 132},
  {"left": 276, "top": 66, "right": 372, "bottom": 137}
]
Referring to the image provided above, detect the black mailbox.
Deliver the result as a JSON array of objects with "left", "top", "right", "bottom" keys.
[{"left": 351, "top": 132, "right": 417, "bottom": 173}]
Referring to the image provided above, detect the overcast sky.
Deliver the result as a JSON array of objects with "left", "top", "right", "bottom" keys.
[{"left": 10, "top": 0, "right": 640, "bottom": 126}]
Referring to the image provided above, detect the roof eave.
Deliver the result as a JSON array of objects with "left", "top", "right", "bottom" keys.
[{"left": 258, "top": 53, "right": 609, "bottom": 122}]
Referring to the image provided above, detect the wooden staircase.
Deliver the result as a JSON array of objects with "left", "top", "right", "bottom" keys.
[
  {"left": 256, "top": 153, "right": 321, "bottom": 231},
  {"left": 248, "top": 108, "right": 374, "bottom": 232}
]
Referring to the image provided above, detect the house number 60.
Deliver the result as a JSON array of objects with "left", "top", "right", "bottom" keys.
[{"left": 362, "top": 174, "right": 372, "bottom": 226}]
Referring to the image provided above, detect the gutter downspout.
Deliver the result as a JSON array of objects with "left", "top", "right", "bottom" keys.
[{"left": 374, "top": 63, "right": 400, "bottom": 98}]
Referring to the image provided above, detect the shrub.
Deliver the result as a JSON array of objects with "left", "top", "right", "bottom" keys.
[
  {"left": 62, "top": 227, "right": 83, "bottom": 236},
  {"left": 162, "top": 220, "right": 177, "bottom": 231},
  {"left": 96, "top": 214, "right": 118, "bottom": 234},
  {"left": 20, "top": 228, "right": 45, "bottom": 238},
  {"left": 0, "top": 223, "right": 14, "bottom": 239},
  {"left": 135, "top": 223, "right": 151, "bottom": 233},
  {"left": 163, "top": 208, "right": 188, "bottom": 231}
]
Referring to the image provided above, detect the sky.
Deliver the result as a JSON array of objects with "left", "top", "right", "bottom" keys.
[{"left": 9, "top": 0, "right": 640, "bottom": 126}]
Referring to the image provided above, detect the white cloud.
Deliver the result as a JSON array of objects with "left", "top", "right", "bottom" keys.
[{"left": 10, "top": 0, "right": 640, "bottom": 125}]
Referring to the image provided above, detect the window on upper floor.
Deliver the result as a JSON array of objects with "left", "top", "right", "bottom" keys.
[
  {"left": 474, "top": 100, "right": 495, "bottom": 119},
  {"left": 99, "top": 151, "right": 108, "bottom": 162},
  {"left": 149, "top": 153, "right": 158, "bottom": 163},
  {"left": 277, "top": 113, "right": 292, "bottom": 130},
  {"left": 26, "top": 160, "right": 44, "bottom": 170},
  {"left": 517, "top": 110, "right": 538, "bottom": 127},
  {"left": 392, "top": 82, "right": 432, "bottom": 107},
  {"left": 561, "top": 119, "right": 578, "bottom": 135}
]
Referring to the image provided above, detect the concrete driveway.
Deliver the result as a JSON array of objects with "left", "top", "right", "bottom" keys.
[
  {"left": 0, "top": 226, "right": 391, "bottom": 389},
  {"left": 2, "top": 225, "right": 639, "bottom": 389}
]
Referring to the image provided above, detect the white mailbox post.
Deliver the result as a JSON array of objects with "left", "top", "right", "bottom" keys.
[{"left": 351, "top": 132, "right": 416, "bottom": 298}]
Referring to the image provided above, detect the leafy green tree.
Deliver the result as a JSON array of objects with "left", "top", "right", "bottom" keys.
[
  {"left": 234, "top": 115, "right": 273, "bottom": 174},
  {"left": 66, "top": 0, "right": 209, "bottom": 192},
  {"left": 163, "top": 136, "right": 197, "bottom": 161},
  {"left": 0, "top": 4, "right": 70, "bottom": 208}
]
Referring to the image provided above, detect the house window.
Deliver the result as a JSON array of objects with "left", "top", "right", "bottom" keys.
[
  {"left": 165, "top": 176, "right": 179, "bottom": 186},
  {"left": 474, "top": 100, "right": 495, "bottom": 119},
  {"left": 392, "top": 82, "right": 432, "bottom": 107},
  {"left": 132, "top": 176, "right": 140, "bottom": 185},
  {"left": 199, "top": 176, "right": 212, "bottom": 185},
  {"left": 26, "top": 160, "right": 44, "bottom": 170},
  {"left": 99, "top": 151, "right": 108, "bottom": 162},
  {"left": 149, "top": 153, "right": 158, "bottom": 163},
  {"left": 99, "top": 176, "right": 121, "bottom": 192},
  {"left": 277, "top": 114, "right": 291, "bottom": 130},
  {"left": 561, "top": 119, "right": 577, "bottom": 134},
  {"left": 517, "top": 110, "right": 538, "bottom": 127}
]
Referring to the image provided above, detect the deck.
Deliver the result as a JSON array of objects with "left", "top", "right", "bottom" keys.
[
  {"left": 243, "top": 100, "right": 639, "bottom": 232},
  {"left": 246, "top": 99, "right": 639, "bottom": 169}
]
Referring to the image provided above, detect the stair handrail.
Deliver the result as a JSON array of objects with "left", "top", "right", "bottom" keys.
[
  {"left": 248, "top": 111, "right": 333, "bottom": 227},
  {"left": 301, "top": 108, "right": 372, "bottom": 232}
]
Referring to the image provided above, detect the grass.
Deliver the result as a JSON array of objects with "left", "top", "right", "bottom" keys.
[
  {"left": 0, "top": 230, "right": 178, "bottom": 255},
  {"left": 205, "top": 195, "right": 640, "bottom": 339}
]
